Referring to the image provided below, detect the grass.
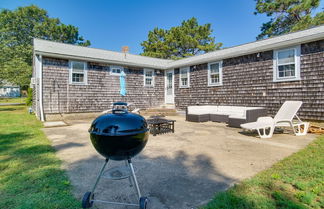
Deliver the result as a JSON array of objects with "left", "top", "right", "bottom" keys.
[
  {"left": 1, "top": 104, "right": 323, "bottom": 209},
  {"left": 203, "top": 135, "right": 324, "bottom": 209},
  {"left": 0, "top": 105, "right": 80, "bottom": 208},
  {"left": 0, "top": 97, "right": 26, "bottom": 104}
]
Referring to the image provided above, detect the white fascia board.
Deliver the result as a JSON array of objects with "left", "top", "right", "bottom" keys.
[
  {"left": 34, "top": 51, "right": 169, "bottom": 69},
  {"left": 33, "top": 39, "right": 171, "bottom": 69},
  {"left": 167, "top": 25, "right": 324, "bottom": 69},
  {"left": 33, "top": 25, "right": 324, "bottom": 70}
]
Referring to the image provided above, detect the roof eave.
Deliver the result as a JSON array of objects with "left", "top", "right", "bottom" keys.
[
  {"left": 167, "top": 28, "right": 324, "bottom": 69},
  {"left": 34, "top": 51, "right": 168, "bottom": 70}
]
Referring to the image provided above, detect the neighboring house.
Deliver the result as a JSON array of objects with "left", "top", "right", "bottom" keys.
[
  {"left": 32, "top": 25, "right": 324, "bottom": 121},
  {"left": 0, "top": 81, "right": 20, "bottom": 98}
]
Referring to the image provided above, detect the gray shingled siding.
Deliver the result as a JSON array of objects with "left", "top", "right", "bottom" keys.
[
  {"left": 42, "top": 58, "right": 164, "bottom": 117},
  {"left": 175, "top": 40, "right": 324, "bottom": 120},
  {"left": 39, "top": 40, "right": 323, "bottom": 120}
]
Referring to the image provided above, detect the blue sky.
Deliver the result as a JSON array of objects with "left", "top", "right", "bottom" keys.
[{"left": 1, "top": 0, "right": 323, "bottom": 55}]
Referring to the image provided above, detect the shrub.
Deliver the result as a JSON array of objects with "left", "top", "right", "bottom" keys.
[{"left": 26, "top": 88, "right": 33, "bottom": 106}]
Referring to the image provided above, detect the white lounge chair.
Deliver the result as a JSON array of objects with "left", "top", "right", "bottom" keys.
[{"left": 241, "top": 101, "right": 309, "bottom": 138}]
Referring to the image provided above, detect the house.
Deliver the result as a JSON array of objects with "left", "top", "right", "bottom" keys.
[
  {"left": 0, "top": 81, "right": 20, "bottom": 98},
  {"left": 32, "top": 25, "right": 324, "bottom": 121}
]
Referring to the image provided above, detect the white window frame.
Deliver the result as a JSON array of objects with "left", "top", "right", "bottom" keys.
[
  {"left": 273, "top": 45, "right": 301, "bottom": 82},
  {"left": 143, "top": 68, "right": 154, "bottom": 87},
  {"left": 208, "top": 61, "right": 223, "bottom": 86},
  {"left": 179, "top": 67, "right": 190, "bottom": 88},
  {"left": 110, "top": 66, "right": 124, "bottom": 76},
  {"left": 69, "top": 61, "right": 87, "bottom": 85}
]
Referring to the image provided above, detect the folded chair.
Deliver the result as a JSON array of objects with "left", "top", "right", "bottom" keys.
[{"left": 241, "top": 101, "right": 309, "bottom": 138}]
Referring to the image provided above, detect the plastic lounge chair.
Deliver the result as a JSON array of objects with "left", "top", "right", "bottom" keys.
[{"left": 241, "top": 101, "right": 309, "bottom": 138}]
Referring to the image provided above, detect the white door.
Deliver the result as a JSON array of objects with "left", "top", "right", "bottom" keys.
[{"left": 165, "top": 69, "right": 174, "bottom": 104}]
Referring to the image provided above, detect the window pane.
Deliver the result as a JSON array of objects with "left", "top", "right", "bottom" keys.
[
  {"left": 181, "top": 78, "right": 187, "bottom": 86},
  {"left": 278, "top": 49, "right": 295, "bottom": 64},
  {"left": 210, "top": 74, "right": 219, "bottom": 84},
  {"left": 72, "top": 62, "right": 85, "bottom": 70},
  {"left": 210, "top": 63, "right": 219, "bottom": 73},
  {"left": 167, "top": 73, "right": 172, "bottom": 88},
  {"left": 112, "top": 68, "right": 121, "bottom": 74},
  {"left": 180, "top": 69, "right": 188, "bottom": 79},
  {"left": 72, "top": 68, "right": 84, "bottom": 73},
  {"left": 278, "top": 64, "right": 295, "bottom": 78},
  {"left": 145, "top": 71, "right": 153, "bottom": 77},
  {"left": 145, "top": 78, "right": 152, "bottom": 85},
  {"left": 72, "top": 73, "right": 84, "bottom": 82}
]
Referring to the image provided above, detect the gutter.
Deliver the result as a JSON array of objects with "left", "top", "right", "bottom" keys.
[{"left": 38, "top": 55, "right": 45, "bottom": 121}]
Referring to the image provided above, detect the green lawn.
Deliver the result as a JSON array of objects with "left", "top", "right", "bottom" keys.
[
  {"left": 204, "top": 135, "right": 324, "bottom": 209},
  {"left": 0, "top": 97, "right": 26, "bottom": 104},
  {"left": 1, "top": 104, "right": 323, "bottom": 209},
  {"left": 0, "top": 105, "right": 80, "bottom": 208}
]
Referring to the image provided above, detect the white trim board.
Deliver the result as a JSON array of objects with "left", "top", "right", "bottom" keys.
[{"left": 34, "top": 25, "right": 324, "bottom": 70}]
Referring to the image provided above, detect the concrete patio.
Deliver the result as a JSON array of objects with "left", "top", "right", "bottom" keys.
[{"left": 42, "top": 115, "right": 315, "bottom": 209}]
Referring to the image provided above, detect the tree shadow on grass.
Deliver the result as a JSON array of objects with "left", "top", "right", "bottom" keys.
[
  {"left": 0, "top": 141, "right": 81, "bottom": 208},
  {"left": 0, "top": 107, "right": 17, "bottom": 111},
  {"left": 0, "top": 132, "right": 32, "bottom": 152}
]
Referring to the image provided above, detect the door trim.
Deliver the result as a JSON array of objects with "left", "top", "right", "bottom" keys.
[{"left": 164, "top": 69, "right": 174, "bottom": 104}]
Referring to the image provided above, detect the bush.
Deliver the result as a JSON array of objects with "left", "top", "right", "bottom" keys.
[{"left": 26, "top": 88, "right": 33, "bottom": 106}]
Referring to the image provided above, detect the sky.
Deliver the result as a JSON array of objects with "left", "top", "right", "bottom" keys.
[{"left": 1, "top": 0, "right": 323, "bottom": 55}]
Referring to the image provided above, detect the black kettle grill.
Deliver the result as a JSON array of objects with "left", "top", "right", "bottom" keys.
[{"left": 82, "top": 102, "right": 149, "bottom": 209}]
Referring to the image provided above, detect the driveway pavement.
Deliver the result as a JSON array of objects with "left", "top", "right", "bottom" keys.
[{"left": 42, "top": 116, "right": 315, "bottom": 209}]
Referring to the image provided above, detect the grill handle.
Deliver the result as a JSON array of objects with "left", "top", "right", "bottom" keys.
[{"left": 112, "top": 109, "right": 128, "bottom": 114}]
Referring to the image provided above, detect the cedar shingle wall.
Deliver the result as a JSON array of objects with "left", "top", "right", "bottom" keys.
[
  {"left": 42, "top": 58, "right": 164, "bottom": 115},
  {"left": 175, "top": 40, "right": 324, "bottom": 120},
  {"left": 41, "top": 40, "right": 324, "bottom": 120}
]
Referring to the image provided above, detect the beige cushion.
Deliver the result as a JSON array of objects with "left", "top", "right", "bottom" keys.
[{"left": 188, "top": 105, "right": 262, "bottom": 118}]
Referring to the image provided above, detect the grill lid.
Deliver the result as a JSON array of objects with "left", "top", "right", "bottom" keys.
[{"left": 89, "top": 109, "right": 148, "bottom": 136}]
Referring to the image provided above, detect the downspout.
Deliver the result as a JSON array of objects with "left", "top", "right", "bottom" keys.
[{"left": 38, "top": 55, "right": 45, "bottom": 121}]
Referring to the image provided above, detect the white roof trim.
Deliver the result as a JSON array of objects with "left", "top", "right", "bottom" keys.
[
  {"left": 34, "top": 39, "right": 172, "bottom": 69},
  {"left": 167, "top": 25, "right": 324, "bottom": 68},
  {"left": 34, "top": 25, "right": 324, "bottom": 69}
]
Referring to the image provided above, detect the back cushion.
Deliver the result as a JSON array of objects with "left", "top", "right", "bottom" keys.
[
  {"left": 188, "top": 105, "right": 214, "bottom": 114},
  {"left": 218, "top": 106, "right": 246, "bottom": 115}
]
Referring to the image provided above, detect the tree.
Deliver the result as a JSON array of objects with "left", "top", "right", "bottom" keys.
[
  {"left": 0, "top": 5, "right": 90, "bottom": 88},
  {"left": 255, "top": 0, "right": 324, "bottom": 40},
  {"left": 141, "top": 17, "right": 222, "bottom": 60}
]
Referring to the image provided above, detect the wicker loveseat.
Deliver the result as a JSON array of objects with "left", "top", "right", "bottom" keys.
[{"left": 186, "top": 105, "right": 267, "bottom": 128}]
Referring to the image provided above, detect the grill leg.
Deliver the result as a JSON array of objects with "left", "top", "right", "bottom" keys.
[
  {"left": 91, "top": 158, "right": 109, "bottom": 193},
  {"left": 128, "top": 158, "right": 142, "bottom": 199},
  {"left": 125, "top": 160, "right": 133, "bottom": 187}
]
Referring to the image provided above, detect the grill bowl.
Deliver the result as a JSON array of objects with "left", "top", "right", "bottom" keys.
[{"left": 89, "top": 109, "right": 149, "bottom": 160}]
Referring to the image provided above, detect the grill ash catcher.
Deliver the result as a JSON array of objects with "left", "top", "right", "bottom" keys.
[{"left": 82, "top": 102, "right": 149, "bottom": 209}]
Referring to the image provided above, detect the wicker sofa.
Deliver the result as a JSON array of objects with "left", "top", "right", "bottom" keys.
[{"left": 186, "top": 105, "right": 267, "bottom": 128}]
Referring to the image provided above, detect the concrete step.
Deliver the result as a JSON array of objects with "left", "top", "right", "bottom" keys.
[
  {"left": 140, "top": 107, "right": 178, "bottom": 116},
  {"left": 159, "top": 104, "right": 176, "bottom": 109}
]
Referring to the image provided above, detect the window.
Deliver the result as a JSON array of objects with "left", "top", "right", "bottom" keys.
[
  {"left": 69, "top": 61, "right": 87, "bottom": 84},
  {"left": 273, "top": 46, "right": 300, "bottom": 82},
  {"left": 144, "top": 69, "right": 154, "bottom": 86},
  {"left": 110, "top": 66, "right": 123, "bottom": 75},
  {"left": 179, "top": 67, "right": 190, "bottom": 88},
  {"left": 208, "top": 61, "right": 222, "bottom": 86}
]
